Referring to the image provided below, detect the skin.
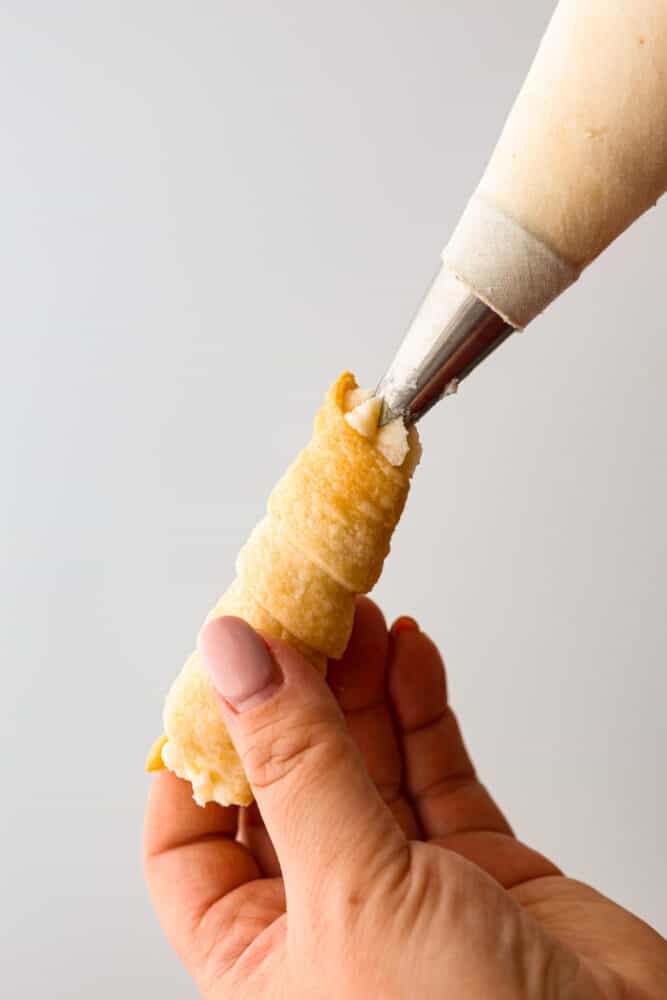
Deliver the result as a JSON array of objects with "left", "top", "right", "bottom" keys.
[{"left": 144, "top": 598, "right": 667, "bottom": 999}]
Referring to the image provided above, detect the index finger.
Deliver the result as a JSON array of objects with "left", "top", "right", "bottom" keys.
[{"left": 143, "top": 771, "right": 260, "bottom": 969}]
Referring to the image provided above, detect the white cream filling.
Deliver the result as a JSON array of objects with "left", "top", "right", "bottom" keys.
[
  {"left": 162, "top": 740, "right": 229, "bottom": 807},
  {"left": 344, "top": 388, "right": 410, "bottom": 467}
]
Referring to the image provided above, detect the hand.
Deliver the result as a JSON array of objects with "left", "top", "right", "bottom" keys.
[{"left": 144, "top": 599, "right": 667, "bottom": 998}]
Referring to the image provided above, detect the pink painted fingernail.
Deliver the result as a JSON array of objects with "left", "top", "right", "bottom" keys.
[
  {"left": 391, "top": 616, "right": 419, "bottom": 635},
  {"left": 199, "top": 617, "right": 282, "bottom": 712}
]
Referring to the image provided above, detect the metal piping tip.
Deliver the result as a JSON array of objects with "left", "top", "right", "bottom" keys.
[{"left": 376, "top": 266, "right": 514, "bottom": 426}]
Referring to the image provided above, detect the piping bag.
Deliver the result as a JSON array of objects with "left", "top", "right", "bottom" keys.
[{"left": 377, "top": 0, "right": 667, "bottom": 426}]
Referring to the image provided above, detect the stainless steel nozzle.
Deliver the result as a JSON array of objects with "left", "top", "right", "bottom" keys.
[{"left": 376, "top": 266, "right": 514, "bottom": 425}]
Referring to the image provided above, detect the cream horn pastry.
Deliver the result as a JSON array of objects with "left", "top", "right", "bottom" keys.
[{"left": 147, "top": 372, "right": 421, "bottom": 807}]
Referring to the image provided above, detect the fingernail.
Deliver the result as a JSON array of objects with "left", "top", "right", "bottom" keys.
[
  {"left": 199, "top": 616, "right": 282, "bottom": 712},
  {"left": 391, "top": 615, "right": 419, "bottom": 635}
]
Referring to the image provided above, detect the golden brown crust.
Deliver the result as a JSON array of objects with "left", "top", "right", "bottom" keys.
[
  {"left": 152, "top": 372, "right": 420, "bottom": 807},
  {"left": 237, "top": 515, "right": 355, "bottom": 659},
  {"left": 145, "top": 735, "right": 167, "bottom": 772},
  {"left": 268, "top": 465, "right": 392, "bottom": 593}
]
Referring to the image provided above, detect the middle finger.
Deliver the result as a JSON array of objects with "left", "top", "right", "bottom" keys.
[{"left": 327, "top": 597, "right": 420, "bottom": 838}]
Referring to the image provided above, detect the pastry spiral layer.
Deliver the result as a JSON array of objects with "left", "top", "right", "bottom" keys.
[{"left": 147, "top": 372, "right": 420, "bottom": 806}]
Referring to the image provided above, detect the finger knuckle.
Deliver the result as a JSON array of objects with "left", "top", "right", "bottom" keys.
[{"left": 242, "top": 716, "right": 346, "bottom": 793}]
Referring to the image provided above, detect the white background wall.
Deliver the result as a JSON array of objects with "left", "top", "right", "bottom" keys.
[{"left": 2, "top": 2, "right": 665, "bottom": 996}]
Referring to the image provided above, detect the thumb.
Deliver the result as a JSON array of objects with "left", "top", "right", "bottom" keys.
[{"left": 199, "top": 616, "right": 406, "bottom": 907}]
